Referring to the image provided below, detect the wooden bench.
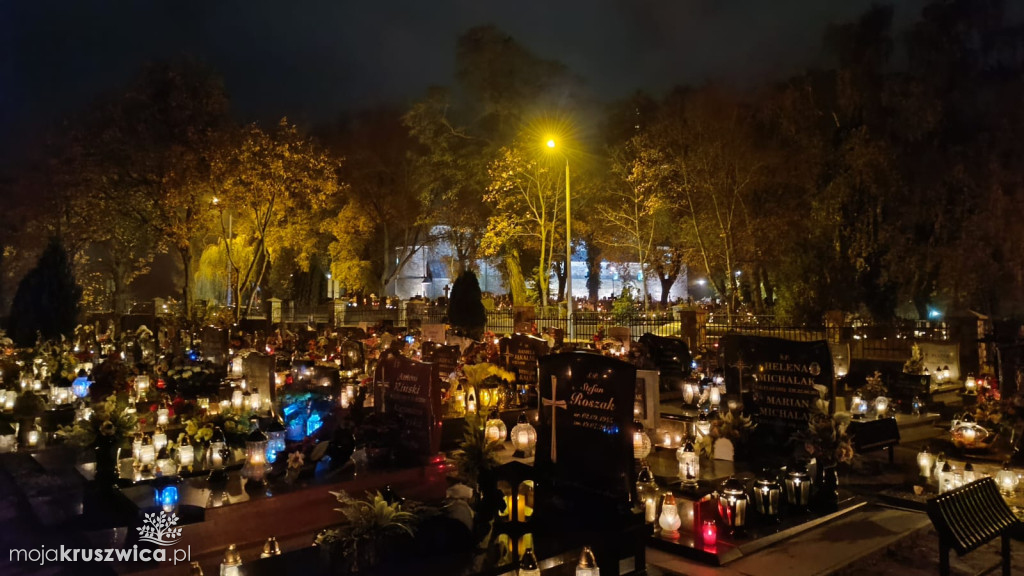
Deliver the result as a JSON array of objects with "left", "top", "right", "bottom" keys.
[{"left": 926, "top": 477, "right": 1022, "bottom": 576}]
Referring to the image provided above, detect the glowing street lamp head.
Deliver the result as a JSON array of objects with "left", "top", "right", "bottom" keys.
[{"left": 546, "top": 139, "right": 556, "bottom": 149}]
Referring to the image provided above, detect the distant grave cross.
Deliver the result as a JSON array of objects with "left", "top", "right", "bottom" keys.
[{"left": 542, "top": 375, "right": 568, "bottom": 462}]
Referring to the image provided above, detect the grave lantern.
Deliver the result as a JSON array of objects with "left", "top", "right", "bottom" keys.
[
  {"left": 153, "top": 426, "right": 168, "bottom": 453},
  {"left": 0, "top": 420, "right": 16, "bottom": 453},
  {"left": 466, "top": 391, "right": 477, "bottom": 414},
  {"left": 261, "top": 537, "right": 281, "bottom": 558},
  {"left": 676, "top": 440, "right": 699, "bottom": 489},
  {"left": 911, "top": 396, "right": 923, "bottom": 416},
  {"left": 636, "top": 465, "right": 660, "bottom": 524},
  {"left": 50, "top": 380, "right": 73, "bottom": 406},
  {"left": 997, "top": 461, "right": 1018, "bottom": 496},
  {"left": 874, "top": 396, "right": 889, "bottom": 417},
  {"left": 658, "top": 493, "right": 681, "bottom": 538},
  {"left": 784, "top": 466, "right": 811, "bottom": 508},
  {"left": 135, "top": 375, "right": 150, "bottom": 399},
  {"left": 71, "top": 370, "right": 91, "bottom": 399},
  {"left": 942, "top": 366, "right": 951, "bottom": 381},
  {"left": 230, "top": 356, "right": 244, "bottom": 378},
  {"left": 708, "top": 385, "right": 722, "bottom": 409},
  {"left": 231, "top": 389, "right": 244, "bottom": 411},
  {"left": 519, "top": 548, "right": 541, "bottom": 576},
  {"left": 938, "top": 461, "right": 953, "bottom": 493},
  {"left": 484, "top": 410, "right": 507, "bottom": 444},
  {"left": 696, "top": 412, "right": 711, "bottom": 437},
  {"left": 850, "top": 393, "right": 864, "bottom": 418},
  {"left": 197, "top": 397, "right": 210, "bottom": 413},
  {"left": 156, "top": 399, "right": 170, "bottom": 427},
  {"left": 717, "top": 476, "right": 748, "bottom": 535},
  {"left": 24, "top": 419, "right": 41, "bottom": 450},
  {"left": 453, "top": 381, "right": 467, "bottom": 414},
  {"left": 265, "top": 418, "right": 287, "bottom": 464},
  {"left": 964, "top": 374, "right": 977, "bottom": 394},
  {"left": 178, "top": 435, "right": 194, "bottom": 468},
  {"left": 208, "top": 426, "right": 229, "bottom": 483},
  {"left": 682, "top": 381, "right": 696, "bottom": 405},
  {"left": 139, "top": 434, "right": 155, "bottom": 468},
  {"left": 963, "top": 462, "right": 976, "bottom": 484},
  {"left": 156, "top": 446, "right": 178, "bottom": 477},
  {"left": 632, "top": 420, "right": 652, "bottom": 460},
  {"left": 189, "top": 561, "right": 203, "bottom": 576},
  {"left": 702, "top": 520, "right": 717, "bottom": 547},
  {"left": 917, "top": 446, "right": 934, "bottom": 478},
  {"left": 220, "top": 544, "right": 242, "bottom": 576},
  {"left": 132, "top": 432, "right": 144, "bottom": 460},
  {"left": 753, "top": 471, "right": 782, "bottom": 521},
  {"left": 510, "top": 413, "right": 537, "bottom": 457},
  {"left": 576, "top": 546, "right": 599, "bottom": 576},
  {"left": 478, "top": 381, "right": 501, "bottom": 411},
  {"left": 934, "top": 452, "right": 946, "bottom": 478},
  {"left": 248, "top": 389, "right": 262, "bottom": 412},
  {"left": 158, "top": 485, "right": 179, "bottom": 513},
  {"left": 242, "top": 420, "right": 269, "bottom": 486},
  {"left": 3, "top": 389, "right": 15, "bottom": 412}
]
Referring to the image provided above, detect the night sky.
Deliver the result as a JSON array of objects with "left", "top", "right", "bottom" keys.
[{"left": 1, "top": 0, "right": 927, "bottom": 155}]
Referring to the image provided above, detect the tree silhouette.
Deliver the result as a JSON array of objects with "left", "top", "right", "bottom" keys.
[
  {"left": 448, "top": 270, "right": 487, "bottom": 340},
  {"left": 7, "top": 238, "right": 81, "bottom": 346}
]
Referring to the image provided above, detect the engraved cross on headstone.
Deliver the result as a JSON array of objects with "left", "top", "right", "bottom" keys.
[{"left": 542, "top": 375, "right": 568, "bottom": 463}]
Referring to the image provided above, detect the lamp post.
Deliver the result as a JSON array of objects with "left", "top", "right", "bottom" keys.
[{"left": 546, "top": 139, "right": 573, "bottom": 341}]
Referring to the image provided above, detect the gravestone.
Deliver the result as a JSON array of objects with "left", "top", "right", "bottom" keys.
[
  {"left": 378, "top": 354, "right": 441, "bottom": 464},
  {"left": 421, "top": 324, "right": 446, "bottom": 344},
  {"left": 637, "top": 333, "right": 691, "bottom": 389},
  {"left": 200, "top": 327, "right": 228, "bottom": 366},
  {"left": 500, "top": 334, "right": 549, "bottom": 406},
  {"left": 635, "top": 369, "right": 660, "bottom": 430},
  {"left": 721, "top": 334, "right": 834, "bottom": 443},
  {"left": 917, "top": 341, "right": 961, "bottom": 382},
  {"left": 537, "top": 352, "right": 636, "bottom": 502},
  {"left": 513, "top": 306, "right": 536, "bottom": 334},
  {"left": 608, "top": 327, "right": 632, "bottom": 352},
  {"left": 338, "top": 339, "right": 364, "bottom": 373},
  {"left": 243, "top": 354, "right": 277, "bottom": 404},
  {"left": 891, "top": 372, "right": 932, "bottom": 407}
]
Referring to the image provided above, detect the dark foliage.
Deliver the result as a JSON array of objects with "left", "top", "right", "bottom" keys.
[
  {"left": 447, "top": 270, "right": 487, "bottom": 339},
  {"left": 7, "top": 238, "right": 81, "bottom": 347}
]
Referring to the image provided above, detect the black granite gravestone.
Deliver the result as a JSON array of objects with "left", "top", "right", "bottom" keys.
[
  {"left": 720, "top": 334, "right": 834, "bottom": 445},
  {"left": 638, "top": 333, "right": 691, "bottom": 388},
  {"left": 378, "top": 354, "right": 441, "bottom": 464},
  {"left": 537, "top": 352, "right": 636, "bottom": 502},
  {"left": 501, "top": 334, "right": 549, "bottom": 406}
]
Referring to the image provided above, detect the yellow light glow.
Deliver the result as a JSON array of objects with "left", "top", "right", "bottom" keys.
[{"left": 546, "top": 139, "right": 556, "bottom": 148}]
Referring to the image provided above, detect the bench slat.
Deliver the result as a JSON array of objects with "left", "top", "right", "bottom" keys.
[{"left": 927, "top": 477, "right": 1021, "bottom": 556}]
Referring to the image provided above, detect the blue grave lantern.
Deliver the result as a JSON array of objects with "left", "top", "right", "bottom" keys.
[
  {"left": 71, "top": 370, "right": 91, "bottom": 399},
  {"left": 157, "top": 485, "right": 179, "bottom": 513},
  {"left": 265, "top": 418, "right": 286, "bottom": 463}
]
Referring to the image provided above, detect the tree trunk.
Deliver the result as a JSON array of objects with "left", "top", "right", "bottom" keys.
[
  {"left": 585, "top": 241, "right": 602, "bottom": 304},
  {"left": 503, "top": 248, "right": 528, "bottom": 306},
  {"left": 659, "top": 273, "right": 678, "bottom": 307},
  {"left": 179, "top": 245, "right": 194, "bottom": 322},
  {"left": 553, "top": 261, "right": 566, "bottom": 304}
]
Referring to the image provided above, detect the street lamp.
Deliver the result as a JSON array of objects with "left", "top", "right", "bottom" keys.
[{"left": 546, "top": 138, "right": 573, "bottom": 341}]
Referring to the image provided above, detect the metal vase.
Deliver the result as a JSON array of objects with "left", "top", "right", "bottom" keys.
[
  {"left": 753, "top": 474, "right": 782, "bottom": 521},
  {"left": 717, "top": 477, "right": 748, "bottom": 534},
  {"left": 785, "top": 466, "right": 812, "bottom": 509}
]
